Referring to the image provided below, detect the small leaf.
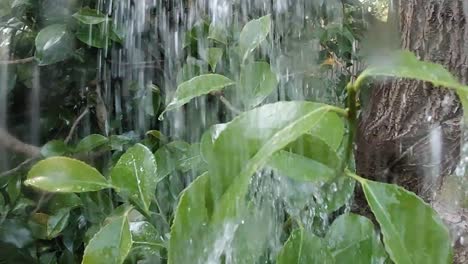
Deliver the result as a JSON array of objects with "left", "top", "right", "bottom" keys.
[
  {"left": 239, "top": 15, "right": 271, "bottom": 62},
  {"left": 47, "top": 193, "right": 82, "bottom": 214},
  {"left": 146, "top": 130, "right": 168, "bottom": 143},
  {"left": 110, "top": 144, "right": 158, "bottom": 214},
  {"left": 72, "top": 7, "right": 109, "bottom": 25},
  {"left": 326, "top": 214, "right": 387, "bottom": 263},
  {"left": 47, "top": 208, "right": 70, "bottom": 239},
  {"left": 162, "top": 74, "right": 235, "bottom": 116},
  {"left": 239, "top": 61, "right": 277, "bottom": 108},
  {"left": 76, "top": 24, "right": 109, "bottom": 48},
  {"left": 208, "top": 24, "right": 228, "bottom": 44},
  {"left": 130, "top": 221, "right": 164, "bottom": 250},
  {"left": 75, "top": 134, "right": 108, "bottom": 153},
  {"left": 203, "top": 48, "right": 223, "bottom": 71},
  {"left": 353, "top": 174, "right": 452, "bottom": 264},
  {"left": 25, "top": 157, "right": 110, "bottom": 192},
  {"left": 277, "top": 229, "right": 333, "bottom": 264},
  {"left": 41, "top": 140, "right": 69, "bottom": 157},
  {"left": 82, "top": 209, "right": 132, "bottom": 264},
  {"left": 35, "top": 24, "right": 75, "bottom": 65},
  {"left": 168, "top": 173, "right": 212, "bottom": 264}
]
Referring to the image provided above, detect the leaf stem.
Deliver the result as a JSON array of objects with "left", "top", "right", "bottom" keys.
[
  {"left": 219, "top": 95, "right": 241, "bottom": 114},
  {"left": 340, "top": 82, "right": 358, "bottom": 173}
]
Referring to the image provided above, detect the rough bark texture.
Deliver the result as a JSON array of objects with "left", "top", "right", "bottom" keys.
[{"left": 356, "top": 0, "right": 467, "bottom": 262}]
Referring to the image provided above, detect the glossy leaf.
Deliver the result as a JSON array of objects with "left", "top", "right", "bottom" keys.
[
  {"left": 162, "top": 74, "right": 235, "bottom": 115},
  {"left": 25, "top": 157, "right": 111, "bottom": 192},
  {"left": 353, "top": 174, "right": 452, "bottom": 264},
  {"left": 326, "top": 214, "right": 387, "bottom": 263},
  {"left": 35, "top": 24, "right": 75, "bottom": 65},
  {"left": 82, "top": 209, "right": 132, "bottom": 264},
  {"left": 47, "top": 193, "right": 82, "bottom": 214},
  {"left": 239, "top": 61, "right": 278, "bottom": 108},
  {"left": 75, "top": 134, "right": 108, "bottom": 152},
  {"left": 76, "top": 24, "right": 109, "bottom": 48},
  {"left": 47, "top": 208, "right": 70, "bottom": 239},
  {"left": 72, "top": 7, "right": 108, "bottom": 25},
  {"left": 277, "top": 229, "right": 333, "bottom": 264},
  {"left": 130, "top": 221, "right": 164, "bottom": 250},
  {"left": 110, "top": 144, "right": 158, "bottom": 214},
  {"left": 210, "top": 101, "right": 341, "bottom": 221},
  {"left": 239, "top": 15, "right": 271, "bottom": 62},
  {"left": 41, "top": 140, "right": 69, "bottom": 157},
  {"left": 168, "top": 173, "right": 212, "bottom": 264}
]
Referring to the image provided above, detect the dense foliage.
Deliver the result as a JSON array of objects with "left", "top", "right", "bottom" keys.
[{"left": 0, "top": 1, "right": 465, "bottom": 264}]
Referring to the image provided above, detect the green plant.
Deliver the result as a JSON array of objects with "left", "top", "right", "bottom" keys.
[{"left": 19, "top": 13, "right": 468, "bottom": 264}]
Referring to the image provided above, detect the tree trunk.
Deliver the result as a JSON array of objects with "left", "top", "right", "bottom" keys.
[{"left": 356, "top": 0, "right": 468, "bottom": 262}]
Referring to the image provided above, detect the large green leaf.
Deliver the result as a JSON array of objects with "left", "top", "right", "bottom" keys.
[
  {"left": 352, "top": 173, "right": 452, "bottom": 264},
  {"left": 25, "top": 157, "right": 111, "bottom": 192},
  {"left": 239, "top": 61, "right": 278, "bottom": 109},
  {"left": 277, "top": 229, "right": 333, "bottom": 264},
  {"left": 72, "top": 7, "right": 109, "bottom": 25},
  {"left": 168, "top": 173, "right": 212, "bottom": 264},
  {"left": 210, "top": 101, "right": 341, "bottom": 221},
  {"left": 110, "top": 144, "right": 158, "bottom": 214},
  {"left": 161, "top": 74, "right": 235, "bottom": 116},
  {"left": 357, "top": 50, "right": 468, "bottom": 116},
  {"left": 239, "top": 15, "right": 271, "bottom": 62},
  {"left": 82, "top": 208, "right": 132, "bottom": 264},
  {"left": 35, "top": 24, "right": 75, "bottom": 65},
  {"left": 326, "top": 214, "right": 387, "bottom": 264}
]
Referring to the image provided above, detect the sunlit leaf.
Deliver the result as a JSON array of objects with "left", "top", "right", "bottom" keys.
[
  {"left": 35, "top": 24, "right": 75, "bottom": 65},
  {"left": 161, "top": 74, "right": 235, "bottom": 116},
  {"left": 277, "top": 229, "right": 333, "bottom": 264},
  {"left": 25, "top": 157, "right": 111, "bottom": 192},
  {"left": 351, "top": 173, "right": 452, "bottom": 264},
  {"left": 326, "top": 214, "right": 387, "bottom": 263},
  {"left": 239, "top": 61, "right": 277, "bottom": 108},
  {"left": 168, "top": 173, "right": 212, "bottom": 264},
  {"left": 239, "top": 15, "right": 271, "bottom": 62},
  {"left": 110, "top": 144, "right": 158, "bottom": 214},
  {"left": 82, "top": 208, "right": 132, "bottom": 264},
  {"left": 72, "top": 7, "right": 109, "bottom": 25}
]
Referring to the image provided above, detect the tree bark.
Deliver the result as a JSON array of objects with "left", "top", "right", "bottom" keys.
[{"left": 356, "top": 0, "right": 468, "bottom": 262}]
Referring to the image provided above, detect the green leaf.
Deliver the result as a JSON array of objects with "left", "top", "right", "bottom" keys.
[
  {"left": 239, "top": 15, "right": 271, "bottom": 62},
  {"left": 239, "top": 61, "right": 278, "bottom": 108},
  {"left": 82, "top": 209, "right": 132, "bottom": 264},
  {"left": 25, "top": 157, "right": 111, "bottom": 192},
  {"left": 35, "top": 24, "right": 75, "bottom": 65},
  {"left": 357, "top": 50, "right": 468, "bottom": 117},
  {"left": 47, "top": 193, "right": 82, "bottom": 214},
  {"left": 72, "top": 7, "right": 109, "bottom": 25},
  {"left": 353, "top": 174, "right": 452, "bottom": 264},
  {"left": 168, "top": 173, "right": 212, "bottom": 264},
  {"left": 161, "top": 74, "right": 235, "bottom": 116},
  {"left": 208, "top": 24, "right": 228, "bottom": 44},
  {"left": 326, "top": 214, "right": 387, "bottom": 264},
  {"left": 47, "top": 208, "right": 70, "bottom": 239},
  {"left": 210, "top": 101, "right": 341, "bottom": 221},
  {"left": 41, "top": 140, "right": 69, "bottom": 157},
  {"left": 76, "top": 24, "right": 109, "bottom": 48},
  {"left": 277, "top": 229, "right": 333, "bottom": 264},
  {"left": 146, "top": 130, "right": 168, "bottom": 143},
  {"left": 75, "top": 134, "right": 108, "bottom": 152},
  {"left": 110, "top": 144, "right": 158, "bottom": 214},
  {"left": 267, "top": 150, "right": 335, "bottom": 182},
  {"left": 203, "top": 48, "right": 223, "bottom": 71},
  {"left": 130, "top": 221, "right": 164, "bottom": 250}
]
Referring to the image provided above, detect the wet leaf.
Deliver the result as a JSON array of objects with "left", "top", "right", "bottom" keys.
[
  {"left": 161, "top": 74, "right": 235, "bottom": 116},
  {"left": 325, "top": 214, "right": 387, "bottom": 263},
  {"left": 25, "top": 157, "right": 111, "bottom": 192},
  {"left": 357, "top": 50, "right": 468, "bottom": 117},
  {"left": 47, "top": 208, "right": 70, "bottom": 239},
  {"left": 146, "top": 130, "right": 168, "bottom": 143},
  {"left": 203, "top": 48, "right": 223, "bottom": 71},
  {"left": 130, "top": 221, "right": 164, "bottom": 251},
  {"left": 210, "top": 101, "right": 342, "bottom": 221},
  {"left": 277, "top": 229, "right": 333, "bottom": 264},
  {"left": 110, "top": 144, "right": 158, "bottom": 214},
  {"left": 41, "top": 140, "right": 69, "bottom": 157},
  {"left": 168, "top": 173, "right": 211, "bottom": 264},
  {"left": 354, "top": 174, "right": 452, "bottom": 264},
  {"left": 76, "top": 24, "right": 109, "bottom": 48},
  {"left": 72, "top": 7, "right": 109, "bottom": 25},
  {"left": 208, "top": 24, "right": 228, "bottom": 44},
  {"left": 75, "top": 134, "right": 108, "bottom": 153},
  {"left": 35, "top": 24, "right": 75, "bottom": 65},
  {"left": 82, "top": 209, "right": 132, "bottom": 264},
  {"left": 47, "top": 193, "right": 82, "bottom": 214},
  {"left": 239, "top": 15, "right": 271, "bottom": 62},
  {"left": 239, "top": 61, "right": 277, "bottom": 108},
  {"left": 0, "top": 219, "right": 34, "bottom": 248}
]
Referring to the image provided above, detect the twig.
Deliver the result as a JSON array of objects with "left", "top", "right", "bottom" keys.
[
  {"left": 0, "top": 57, "right": 34, "bottom": 65},
  {"left": 0, "top": 128, "right": 41, "bottom": 157},
  {"left": 65, "top": 108, "right": 89, "bottom": 144},
  {"left": 0, "top": 157, "right": 39, "bottom": 179},
  {"left": 219, "top": 95, "right": 241, "bottom": 114}
]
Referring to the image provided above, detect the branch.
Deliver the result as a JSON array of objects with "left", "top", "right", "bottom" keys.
[
  {"left": 0, "top": 128, "right": 41, "bottom": 157},
  {"left": 65, "top": 108, "right": 89, "bottom": 144},
  {"left": 219, "top": 95, "right": 241, "bottom": 114},
  {"left": 0, "top": 57, "right": 34, "bottom": 65}
]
